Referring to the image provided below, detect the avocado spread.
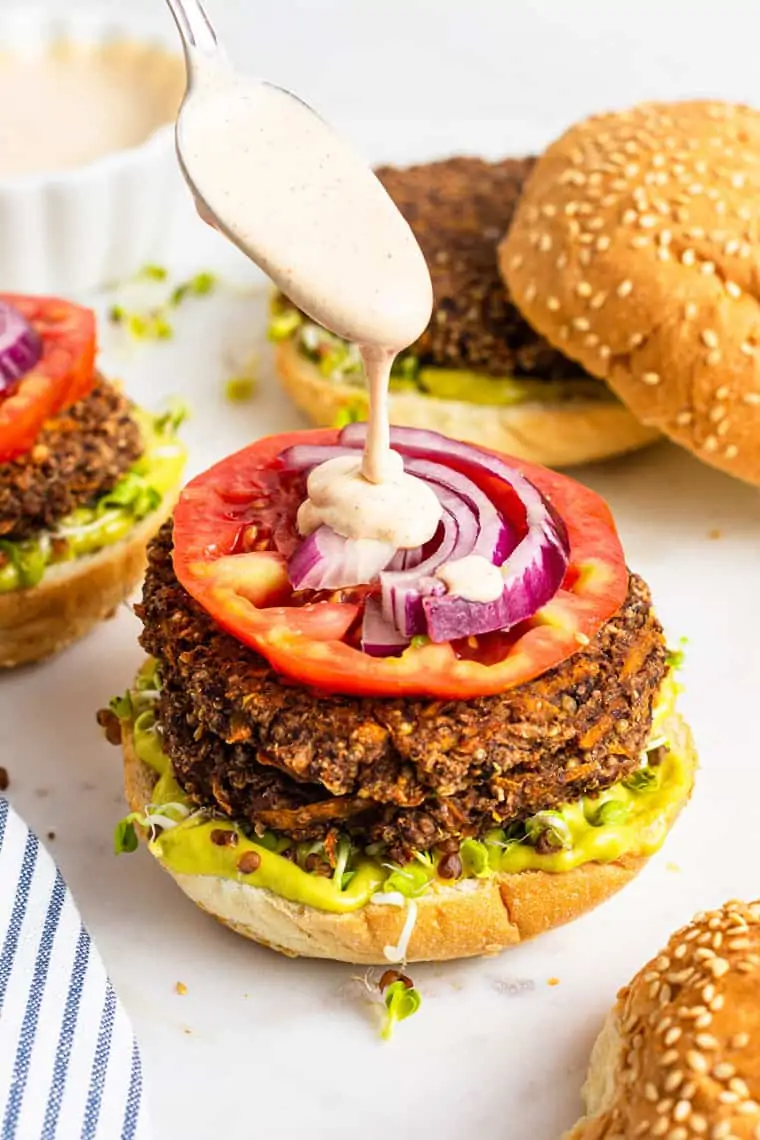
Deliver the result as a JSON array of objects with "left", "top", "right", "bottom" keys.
[
  {"left": 116, "top": 663, "right": 693, "bottom": 915},
  {"left": 268, "top": 303, "right": 612, "bottom": 408},
  {"left": 0, "top": 405, "right": 186, "bottom": 594}
]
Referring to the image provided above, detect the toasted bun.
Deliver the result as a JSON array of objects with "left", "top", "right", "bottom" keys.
[
  {"left": 565, "top": 898, "right": 760, "bottom": 1139},
  {"left": 0, "top": 497, "right": 175, "bottom": 669},
  {"left": 121, "top": 705, "right": 694, "bottom": 965},
  {"left": 501, "top": 100, "right": 760, "bottom": 485},
  {"left": 275, "top": 339, "right": 658, "bottom": 469}
]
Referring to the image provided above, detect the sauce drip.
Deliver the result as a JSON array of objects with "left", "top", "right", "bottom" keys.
[
  {"left": 0, "top": 40, "right": 184, "bottom": 178},
  {"left": 177, "top": 63, "right": 441, "bottom": 549}
]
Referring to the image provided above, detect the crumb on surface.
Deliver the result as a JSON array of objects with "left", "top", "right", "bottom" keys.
[
  {"left": 666, "top": 861, "right": 682, "bottom": 873},
  {"left": 175, "top": 981, "right": 188, "bottom": 996},
  {"left": 547, "top": 977, "right": 561, "bottom": 987},
  {"left": 707, "top": 528, "right": 723, "bottom": 540},
  {"left": 47, "top": 831, "right": 56, "bottom": 841},
  {"left": 0, "top": 767, "right": 9, "bottom": 792}
]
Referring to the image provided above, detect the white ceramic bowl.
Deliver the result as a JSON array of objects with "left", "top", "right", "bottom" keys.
[{"left": 0, "top": 7, "right": 187, "bottom": 295}]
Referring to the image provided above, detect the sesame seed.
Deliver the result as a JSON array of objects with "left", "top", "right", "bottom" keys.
[
  {"left": 701, "top": 329, "right": 719, "bottom": 349},
  {"left": 601, "top": 193, "right": 617, "bottom": 208},
  {"left": 650, "top": 980, "right": 662, "bottom": 999},
  {"left": 652, "top": 1121, "right": 668, "bottom": 1138},
  {"left": 690, "top": 1115, "right": 708, "bottom": 1134},
  {"left": 737, "top": 1100, "right": 759, "bottom": 1115},
  {"left": 576, "top": 281, "right": 593, "bottom": 297},
  {"left": 511, "top": 254, "right": 525, "bottom": 270},
  {"left": 546, "top": 296, "right": 560, "bottom": 312},
  {"left": 740, "top": 342, "right": 755, "bottom": 355},
  {"left": 657, "top": 247, "right": 670, "bottom": 261},
  {"left": 687, "top": 1051, "right": 708, "bottom": 1074},
  {"left": 659, "top": 229, "right": 673, "bottom": 245},
  {"left": 709, "top": 406, "right": 726, "bottom": 423},
  {"left": 713, "top": 1062, "right": 736, "bottom": 1081},
  {"left": 676, "top": 411, "right": 693, "bottom": 426},
  {"left": 712, "top": 1124, "right": 732, "bottom": 1140},
  {"left": 645, "top": 1082, "right": 659, "bottom": 1102},
  {"left": 639, "top": 214, "right": 657, "bottom": 228},
  {"left": 706, "top": 349, "right": 722, "bottom": 367},
  {"left": 710, "top": 994, "right": 726, "bottom": 1011},
  {"left": 667, "top": 1129, "right": 688, "bottom": 1140},
  {"left": 622, "top": 208, "right": 638, "bottom": 225},
  {"left": 558, "top": 325, "right": 569, "bottom": 341},
  {"left": 708, "top": 958, "right": 730, "bottom": 977},
  {"left": 695, "top": 948, "right": 716, "bottom": 961},
  {"left": 541, "top": 203, "right": 557, "bottom": 217},
  {"left": 657, "top": 1098, "right": 675, "bottom": 1116},
  {"left": 662, "top": 1049, "right": 681, "bottom": 1066},
  {"left": 731, "top": 1032, "right": 750, "bottom": 1048},
  {"left": 681, "top": 249, "right": 696, "bottom": 266},
  {"left": 598, "top": 344, "right": 611, "bottom": 360},
  {"left": 725, "top": 281, "right": 741, "bottom": 298},
  {"left": 716, "top": 386, "right": 730, "bottom": 399},
  {"left": 724, "top": 239, "right": 741, "bottom": 255},
  {"left": 718, "top": 1091, "right": 739, "bottom": 1106},
  {"left": 729, "top": 1078, "right": 750, "bottom": 1099},
  {"left": 578, "top": 249, "right": 592, "bottom": 266},
  {"left": 705, "top": 435, "right": 717, "bottom": 452},
  {"left": 629, "top": 332, "right": 645, "bottom": 348},
  {"left": 584, "top": 333, "right": 600, "bottom": 348},
  {"left": 665, "top": 1070, "right": 685, "bottom": 1093},
  {"left": 695, "top": 1013, "right": 713, "bottom": 1030},
  {"left": 695, "top": 1034, "right": 719, "bottom": 1050},
  {"left": 572, "top": 317, "right": 590, "bottom": 332},
  {"left": 643, "top": 371, "right": 661, "bottom": 386},
  {"left": 617, "top": 279, "right": 633, "bottom": 298},
  {"left": 725, "top": 444, "right": 739, "bottom": 459},
  {"left": 538, "top": 233, "right": 552, "bottom": 252},
  {"left": 630, "top": 234, "right": 650, "bottom": 248},
  {"left": 664, "top": 1027, "right": 682, "bottom": 1046},
  {"left": 524, "top": 283, "right": 537, "bottom": 303},
  {"left": 673, "top": 1102, "right": 692, "bottom": 1123},
  {"left": 684, "top": 302, "right": 698, "bottom": 319},
  {"left": 590, "top": 291, "right": 607, "bottom": 310}
]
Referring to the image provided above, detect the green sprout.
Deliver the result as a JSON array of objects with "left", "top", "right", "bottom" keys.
[
  {"left": 114, "top": 818, "right": 139, "bottom": 855},
  {"left": 381, "top": 980, "right": 422, "bottom": 1041}
]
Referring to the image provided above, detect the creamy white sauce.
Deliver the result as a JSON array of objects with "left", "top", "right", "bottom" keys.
[
  {"left": 436, "top": 555, "right": 505, "bottom": 604},
  {"left": 0, "top": 40, "right": 184, "bottom": 178},
  {"left": 297, "top": 452, "right": 439, "bottom": 548}
]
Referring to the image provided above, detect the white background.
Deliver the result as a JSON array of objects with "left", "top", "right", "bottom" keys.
[{"left": 3, "top": 3, "right": 760, "bottom": 1139}]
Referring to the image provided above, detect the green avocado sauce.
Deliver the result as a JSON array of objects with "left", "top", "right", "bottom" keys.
[
  {"left": 0, "top": 405, "right": 187, "bottom": 594},
  {"left": 119, "top": 665, "right": 693, "bottom": 916},
  {"left": 267, "top": 303, "right": 611, "bottom": 409}
]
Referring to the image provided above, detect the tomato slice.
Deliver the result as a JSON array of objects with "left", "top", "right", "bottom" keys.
[
  {"left": 172, "top": 429, "right": 629, "bottom": 699},
  {"left": 0, "top": 295, "right": 97, "bottom": 462}
]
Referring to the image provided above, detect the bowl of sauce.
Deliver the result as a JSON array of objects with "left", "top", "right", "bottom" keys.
[{"left": 0, "top": 8, "right": 186, "bottom": 293}]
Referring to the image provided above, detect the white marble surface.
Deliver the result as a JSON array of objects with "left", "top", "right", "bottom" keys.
[{"left": 3, "top": 4, "right": 760, "bottom": 1138}]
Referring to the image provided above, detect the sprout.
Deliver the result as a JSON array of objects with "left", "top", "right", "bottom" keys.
[
  {"left": 109, "top": 692, "right": 133, "bottom": 721},
  {"left": 267, "top": 308, "right": 302, "bottom": 341},
  {"left": 593, "top": 800, "right": 631, "bottom": 827},
  {"left": 224, "top": 377, "right": 257, "bottom": 403},
  {"left": 381, "top": 980, "right": 422, "bottom": 1041},
  {"left": 382, "top": 861, "right": 431, "bottom": 899},
  {"left": 114, "top": 818, "right": 139, "bottom": 855},
  {"left": 525, "top": 810, "right": 573, "bottom": 851},
  {"left": 459, "top": 838, "right": 490, "bottom": 877},
  {"left": 624, "top": 767, "right": 660, "bottom": 794}
]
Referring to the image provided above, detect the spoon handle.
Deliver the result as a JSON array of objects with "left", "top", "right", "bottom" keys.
[{"left": 165, "top": 0, "right": 220, "bottom": 59}]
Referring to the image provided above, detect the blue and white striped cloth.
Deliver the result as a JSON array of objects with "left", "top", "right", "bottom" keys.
[{"left": 0, "top": 797, "right": 150, "bottom": 1140}]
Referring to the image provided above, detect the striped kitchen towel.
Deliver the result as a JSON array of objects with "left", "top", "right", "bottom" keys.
[{"left": 0, "top": 797, "right": 150, "bottom": 1140}]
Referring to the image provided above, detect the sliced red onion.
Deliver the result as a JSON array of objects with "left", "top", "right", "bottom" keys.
[
  {"left": 404, "top": 458, "right": 514, "bottom": 565},
  {"left": 361, "top": 596, "right": 410, "bottom": 657},
  {"left": 288, "top": 525, "right": 395, "bottom": 590},
  {"left": 278, "top": 443, "right": 356, "bottom": 473},
  {"left": 0, "top": 302, "right": 42, "bottom": 395},
  {"left": 422, "top": 513, "right": 569, "bottom": 641},
  {"left": 381, "top": 496, "right": 462, "bottom": 635}
]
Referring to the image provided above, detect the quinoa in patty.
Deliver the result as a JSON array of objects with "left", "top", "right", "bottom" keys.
[
  {"left": 0, "top": 378, "right": 143, "bottom": 540},
  {"left": 138, "top": 521, "right": 668, "bottom": 861}
]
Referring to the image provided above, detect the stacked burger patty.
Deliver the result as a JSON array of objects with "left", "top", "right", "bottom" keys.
[
  {"left": 0, "top": 380, "right": 142, "bottom": 542},
  {"left": 139, "top": 522, "right": 667, "bottom": 862}
]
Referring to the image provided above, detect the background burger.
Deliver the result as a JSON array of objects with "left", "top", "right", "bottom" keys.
[
  {"left": 566, "top": 899, "right": 760, "bottom": 1139},
  {"left": 270, "top": 158, "right": 659, "bottom": 469},
  {"left": 503, "top": 99, "right": 760, "bottom": 486},
  {"left": 105, "top": 423, "right": 694, "bottom": 965},
  {"left": 0, "top": 294, "right": 185, "bottom": 668}
]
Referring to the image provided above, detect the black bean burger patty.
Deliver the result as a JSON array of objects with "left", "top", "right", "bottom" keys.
[
  {"left": 373, "top": 156, "right": 587, "bottom": 379},
  {"left": 0, "top": 378, "right": 143, "bottom": 540},
  {"left": 138, "top": 522, "right": 668, "bottom": 860}
]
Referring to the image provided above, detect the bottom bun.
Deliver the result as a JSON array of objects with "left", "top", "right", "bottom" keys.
[
  {"left": 121, "top": 709, "right": 694, "bottom": 964},
  {"left": 0, "top": 497, "right": 175, "bottom": 669},
  {"left": 275, "top": 339, "right": 660, "bottom": 469}
]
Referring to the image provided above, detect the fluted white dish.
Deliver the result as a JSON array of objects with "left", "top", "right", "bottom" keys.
[{"left": 0, "top": 7, "right": 186, "bottom": 295}]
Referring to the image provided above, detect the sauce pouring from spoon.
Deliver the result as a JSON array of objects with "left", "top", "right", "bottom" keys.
[{"left": 165, "top": 0, "right": 440, "bottom": 549}]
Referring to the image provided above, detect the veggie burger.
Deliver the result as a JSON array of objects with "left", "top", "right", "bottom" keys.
[
  {"left": 0, "top": 295, "right": 185, "bottom": 668},
  {"left": 271, "top": 157, "right": 659, "bottom": 468},
  {"left": 108, "top": 423, "right": 695, "bottom": 964}
]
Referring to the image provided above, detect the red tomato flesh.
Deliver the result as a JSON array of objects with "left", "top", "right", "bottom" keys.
[
  {"left": 172, "top": 429, "right": 629, "bottom": 700},
  {"left": 0, "top": 295, "right": 97, "bottom": 462}
]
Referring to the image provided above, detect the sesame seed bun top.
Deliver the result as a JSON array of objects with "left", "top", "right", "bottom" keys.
[
  {"left": 565, "top": 899, "right": 760, "bottom": 1140},
  {"left": 499, "top": 100, "right": 760, "bottom": 485}
]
